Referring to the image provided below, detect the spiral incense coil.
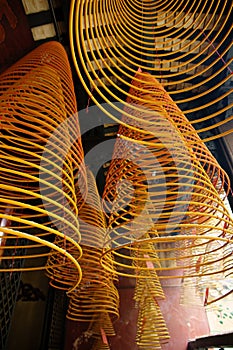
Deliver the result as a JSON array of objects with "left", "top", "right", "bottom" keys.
[
  {"left": 0, "top": 41, "right": 87, "bottom": 213},
  {"left": 100, "top": 71, "right": 233, "bottom": 289},
  {"left": 102, "top": 235, "right": 233, "bottom": 305},
  {"left": 178, "top": 239, "right": 204, "bottom": 306},
  {"left": 66, "top": 245, "right": 119, "bottom": 314},
  {"left": 0, "top": 228, "right": 82, "bottom": 293},
  {"left": 102, "top": 73, "right": 231, "bottom": 241},
  {"left": 103, "top": 117, "right": 193, "bottom": 243},
  {"left": 78, "top": 168, "right": 107, "bottom": 248},
  {"left": 133, "top": 242, "right": 169, "bottom": 348},
  {"left": 121, "top": 71, "right": 231, "bottom": 195},
  {"left": 67, "top": 282, "right": 119, "bottom": 322},
  {"left": 180, "top": 237, "right": 233, "bottom": 307},
  {"left": 67, "top": 169, "right": 119, "bottom": 321},
  {"left": 136, "top": 295, "right": 170, "bottom": 349},
  {"left": 45, "top": 236, "right": 83, "bottom": 291},
  {"left": 88, "top": 312, "right": 116, "bottom": 337},
  {"left": 69, "top": 0, "right": 232, "bottom": 140},
  {"left": 134, "top": 277, "right": 165, "bottom": 309},
  {"left": 133, "top": 266, "right": 165, "bottom": 306},
  {"left": 87, "top": 312, "right": 115, "bottom": 350},
  {"left": 88, "top": 307, "right": 116, "bottom": 350},
  {"left": 0, "top": 43, "right": 85, "bottom": 286},
  {"left": 46, "top": 166, "right": 107, "bottom": 289}
]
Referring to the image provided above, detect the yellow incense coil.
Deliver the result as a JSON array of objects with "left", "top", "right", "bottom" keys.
[
  {"left": 67, "top": 169, "right": 119, "bottom": 322},
  {"left": 102, "top": 234, "right": 233, "bottom": 305},
  {"left": 69, "top": 0, "right": 233, "bottom": 140},
  {"left": 132, "top": 237, "right": 169, "bottom": 348},
  {"left": 180, "top": 237, "right": 233, "bottom": 307},
  {"left": 121, "top": 71, "right": 231, "bottom": 195},
  {"left": 0, "top": 228, "right": 82, "bottom": 293},
  {"left": 78, "top": 168, "right": 107, "bottom": 248},
  {"left": 133, "top": 266, "right": 165, "bottom": 306},
  {"left": 100, "top": 73, "right": 233, "bottom": 290},
  {"left": 67, "top": 281, "right": 119, "bottom": 321},
  {"left": 136, "top": 294, "right": 170, "bottom": 349},
  {"left": 0, "top": 41, "right": 87, "bottom": 213},
  {"left": 69, "top": 0, "right": 232, "bottom": 291},
  {"left": 0, "top": 42, "right": 85, "bottom": 286},
  {"left": 178, "top": 237, "right": 205, "bottom": 306},
  {"left": 45, "top": 235, "right": 82, "bottom": 291},
  {"left": 88, "top": 312, "right": 116, "bottom": 337}
]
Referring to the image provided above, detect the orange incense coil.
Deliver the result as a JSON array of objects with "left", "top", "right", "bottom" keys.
[
  {"left": 78, "top": 168, "right": 108, "bottom": 248},
  {"left": 0, "top": 226, "right": 82, "bottom": 293},
  {"left": 69, "top": 0, "right": 232, "bottom": 141},
  {"left": 85, "top": 312, "right": 115, "bottom": 350},
  {"left": 88, "top": 312, "right": 116, "bottom": 337},
  {"left": 67, "top": 169, "right": 119, "bottom": 322},
  {"left": 103, "top": 119, "right": 193, "bottom": 241},
  {"left": 178, "top": 238, "right": 204, "bottom": 306},
  {"left": 121, "top": 71, "right": 231, "bottom": 196},
  {"left": 102, "top": 73, "right": 228, "bottom": 239},
  {"left": 133, "top": 249, "right": 165, "bottom": 304},
  {"left": 67, "top": 279, "right": 119, "bottom": 321},
  {"left": 136, "top": 294, "right": 170, "bottom": 349},
  {"left": 121, "top": 233, "right": 169, "bottom": 349},
  {"left": 87, "top": 301, "right": 116, "bottom": 350},
  {"left": 100, "top": 73, "right": 233, "bottom": 287},
  {"left": 102, "top": 151, "right": 233, "bottom": 280},
  {"left": 0, "top": 43, "right": 85, "bottom": 286},
  {"left": 45, "top": 235, "right": 83, "bottom": 291},
  {"left": 0, "top": 41, "right": 87, "bottom": 214}
]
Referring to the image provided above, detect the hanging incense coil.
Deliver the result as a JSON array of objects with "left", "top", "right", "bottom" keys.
[
  {"left": 133, "top": 258, "right": 165, "bottom": 306},
  {"left": 45, "top": 235, "right": 83, "bottom": 290},
  {"left": 103, "top": 118, "right": 193, "bottom": 242},
  {"left": 100, "top": 73, "right": 233, "bottom": 288},
  {"left": 121, "top": 71, "right": 231, "bottom": 195},
  {"left": 136, "top": 294, "right": 170, "bottom": 349},
  {"left": 0, "top": 227, "right": 82, "bottom": 293},
  {"left": 69, "top": 0, "right": 232, "bottom": 290},
  {"left": 89, "top": 312, "right": 116, "bottom": 337},
  {"left": 132, "top": 235, "right": 170, "bottom": 348},
  {"left": 0, "top": 42, "right": 85, "bottom": 285},
  {"left": 87, "top": 313, "right": 115, "bottom": 350},
  {"left": 0, "top": 41, "right": 87, "bottom": 213},
  {"left": 102, "top": 161, "right": 233, "bottom": 282},
  {"left": 69, "top": 0, "right": 233, "bottom": 140},
  {"left": 178, "top": 237, "right": 205, "bottom": 306},
  {"left": 102, "top": 73, "right": 231, "bottom": 239},
  {"left": 67, "top": 169, "right": 119, "bottom": 321}
]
